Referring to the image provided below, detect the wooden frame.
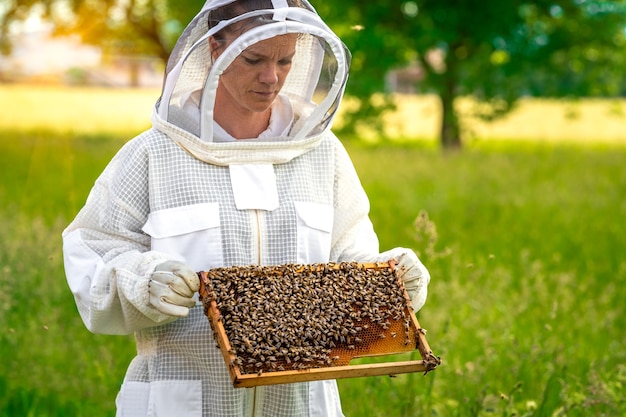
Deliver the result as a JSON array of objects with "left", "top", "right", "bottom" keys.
[{"left": 199, "top": 262, "right": 440, "bottom": 388}]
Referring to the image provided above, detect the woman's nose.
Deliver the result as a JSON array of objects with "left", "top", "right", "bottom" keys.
[{"left": 258, "top": 63, "right": 279, "bottom": 84}]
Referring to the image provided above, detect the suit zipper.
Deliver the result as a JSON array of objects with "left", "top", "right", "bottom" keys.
[
  {"left": 251, "top": 209, "right": 262, "bottom": 416},
  {"left": 255, "top": 210, "right": 262, "bottom": 264}
]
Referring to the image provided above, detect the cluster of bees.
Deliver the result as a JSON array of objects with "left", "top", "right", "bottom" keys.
[{"left": 201, "top": 261, "right": 414, "bottom": 375}]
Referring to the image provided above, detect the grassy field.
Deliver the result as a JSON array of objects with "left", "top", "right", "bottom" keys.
[{"left": 1, "top": 85, "right": 625, "bottom": 416}]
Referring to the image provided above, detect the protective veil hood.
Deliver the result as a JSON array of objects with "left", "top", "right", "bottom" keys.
[{"left": 152, "top": 0, "right": 351, "bottom": 165}]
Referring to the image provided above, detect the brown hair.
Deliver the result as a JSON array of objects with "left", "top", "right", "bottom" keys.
[{"left": 208, "top": 0, "right": 305, "bottom": 40}]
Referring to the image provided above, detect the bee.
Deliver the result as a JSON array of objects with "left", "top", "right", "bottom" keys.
[{"left": 243, "top": 337, "right": 252, "bottom": 349}]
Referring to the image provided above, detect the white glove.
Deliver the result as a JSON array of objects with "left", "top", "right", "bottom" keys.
[
  {"left": 378, "top": 248, "right": 430, "bottom": 311},
  {"left": 149, "top": 260, "right": 200, "bottom": 317}
]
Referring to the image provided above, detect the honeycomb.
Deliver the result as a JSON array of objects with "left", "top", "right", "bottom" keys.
[{"left": 199, "top": 261, "right": 428, "bottom": 378}]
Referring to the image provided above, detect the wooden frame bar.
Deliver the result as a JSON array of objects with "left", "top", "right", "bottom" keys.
[{"left": 199, "top": 262, "right": 440, "bottom": 388}]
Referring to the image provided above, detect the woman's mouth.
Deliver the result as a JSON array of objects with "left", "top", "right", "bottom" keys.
[{"left": 253, "top": 91, "right": 274, "bottom": 99}]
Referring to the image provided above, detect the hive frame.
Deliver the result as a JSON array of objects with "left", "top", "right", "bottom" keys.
[{"left": 199, "top": 262, "right": 440, "bottom": 388}]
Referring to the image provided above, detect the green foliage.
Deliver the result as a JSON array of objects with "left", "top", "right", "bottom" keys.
[
  {"left": 1, "top": 0, "right": 200, "bottom": 63},
  {"left": 318, "top": 0, "right": 626, "bottom": 146},
  {"left": 1, "top": 125, "right": 625, "bottom": 416},
  {"left": 5, "top": 1, "right": 626, "bottom": 146}
]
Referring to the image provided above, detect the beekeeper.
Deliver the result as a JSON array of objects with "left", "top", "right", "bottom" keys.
[{"left": 62, "top": 0, "right": 431, "bottom": 415}]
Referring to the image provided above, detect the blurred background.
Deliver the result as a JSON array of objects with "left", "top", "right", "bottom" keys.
[{"left": 1, "top": 1, "right": 625, "bottom": 416}]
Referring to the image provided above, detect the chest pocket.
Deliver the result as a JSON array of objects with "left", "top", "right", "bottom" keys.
[
  {"left": 294, "top": 201, "right": 334, "bottom": 264},
  {"left": 142, "top": 203, "right": 223, "bottom": 271}
]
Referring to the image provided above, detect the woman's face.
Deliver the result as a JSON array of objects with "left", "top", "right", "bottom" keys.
[{"left": 215, "top": 33, "right": 298, "bottom": 116}]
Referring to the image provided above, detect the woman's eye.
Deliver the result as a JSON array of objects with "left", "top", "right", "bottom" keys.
[
  {"left": 244, "top": 57, "right": 260, "bottom": 65},
  {"left": 279, "top": 59, "right": 292, "bottom": 66}
]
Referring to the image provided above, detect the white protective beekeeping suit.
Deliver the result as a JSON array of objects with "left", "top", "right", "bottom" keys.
[{"left": 62, "top": 0, "right": 429, "bottom": 416}]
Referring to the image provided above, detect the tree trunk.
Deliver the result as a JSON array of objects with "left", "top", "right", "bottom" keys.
[{"left": 439, "top": 80, "right": 462, "bottom": 149}]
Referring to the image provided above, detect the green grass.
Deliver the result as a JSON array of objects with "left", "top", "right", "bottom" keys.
[
  {"left": 0, "top": 130, "right": 134, "bottom": 417},
  {"left": 338, "top": 141, "right": 626, "bottom": 416},
  {"left": 1, "top": 86, "right": 625, "bottom": 416}
]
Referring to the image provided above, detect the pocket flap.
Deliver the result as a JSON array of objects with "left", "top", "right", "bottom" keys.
[
  {"left": 142, "top": 203, "right": 219, "bottom": 238},
  {"left": 294, "top": 201, "right": 333, "bottom": 232}
]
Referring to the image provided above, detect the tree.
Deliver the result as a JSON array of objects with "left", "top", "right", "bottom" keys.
[
  {"left": 0, "top": 0, "right": 44, "bottom": 55},
  {"left": 317, "top": 0, "right": 626, "bottom": 148},
  {"left": 3, "top": 1, "right": 626, "bottom": 146},
  {"left": 0, "top": 0, "right": 198, "bottom": 68}
]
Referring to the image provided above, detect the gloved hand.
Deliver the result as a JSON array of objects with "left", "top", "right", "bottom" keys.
[
  {"left": 378, "top": 248, "right": 430, "bottom": 312},
  {"left": 149, "top": 260, "right": 200, "bottom": 317}
]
